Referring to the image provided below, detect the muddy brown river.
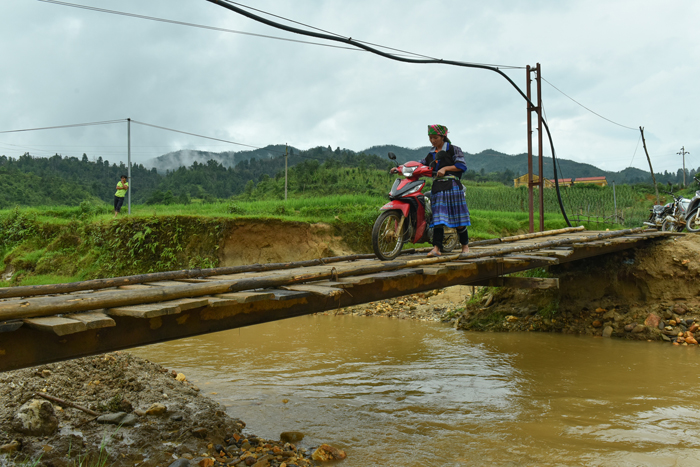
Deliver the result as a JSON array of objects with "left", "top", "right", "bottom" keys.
[{"left": 132, "top": 315, "right": 700, "bottom": 466}]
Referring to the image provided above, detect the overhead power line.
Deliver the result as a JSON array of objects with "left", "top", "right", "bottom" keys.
[
  {"left": 541, "top": 77, "right": 637, "bottom": 131},
  {"left": 37, "top": 0, "right": 383, "bottom": 55},
  {"left": 0, "top": 119, "right": 126, "bottom": 134},
  {"left": 37, "top": 0, "right": 523, "bottom": 67},
  {"left": 204, "top": 0, "right": 571, "bottom": 225},
  {"left": 222, "top": 0, "right": 522, "bottom": 68}
]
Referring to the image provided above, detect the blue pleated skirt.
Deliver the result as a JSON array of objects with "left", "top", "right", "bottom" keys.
[{"left": 430, "top": 182, "right": 471, "bottom": 228}]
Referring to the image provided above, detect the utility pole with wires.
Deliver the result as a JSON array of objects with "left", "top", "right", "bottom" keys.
[
  {"left": 526, "top": 63, "right": 545, "bottom": 232},
  {"left": 639, "top": 127, "right": 660, "bottom": 205},
  {"left": 678, "top": 146, "right": 690, "bottom": 187}
]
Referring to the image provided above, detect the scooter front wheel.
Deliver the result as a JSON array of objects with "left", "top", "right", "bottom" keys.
[{"left": 372, "top": 210, "right": 406, "bottom": 261}]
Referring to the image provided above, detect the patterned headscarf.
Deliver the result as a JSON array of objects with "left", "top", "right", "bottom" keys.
[{"left": 428, "top": 124, "right": 448, "bottom": 137}]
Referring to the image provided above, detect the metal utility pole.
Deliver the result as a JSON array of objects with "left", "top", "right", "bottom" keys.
[
  {"left": 526, "top": 63, "right": 544, "bottom": 232},
  {"left": 284, "top": 143, "right": 288, "bottom": 201},
  {"left": 639, "top": 127, "right": 660, "bottom": 205},
  {"left": 678, "top": 146, "right": 690, "bottom": 187},
  {"left": 127, "top": 118, "right": 131, "bottom": 214}
]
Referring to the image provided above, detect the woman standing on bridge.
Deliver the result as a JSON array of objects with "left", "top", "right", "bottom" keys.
[{"left": 421, "top": 124, "right": 470, "bottom": 257}]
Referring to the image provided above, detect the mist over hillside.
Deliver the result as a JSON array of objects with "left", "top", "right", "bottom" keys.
[
  {"left": 146, "top": 144, "right": 663, "bottom": 184},
  {"left": 144, "top": 145, "right": 289, "bottom": 173}
]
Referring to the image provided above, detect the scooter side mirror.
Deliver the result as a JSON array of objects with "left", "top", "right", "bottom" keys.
[{"left": 387, "top": 152, "right": 397, "bottom": 160}]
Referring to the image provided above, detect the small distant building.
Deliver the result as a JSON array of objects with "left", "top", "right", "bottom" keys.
[
  {"left": 513, "top": 174, "right": 549, "bottom": 188},
  {"left": 574, "top": 176, "right": 607, "bottom": 187},
  {"left": 513, "top": 174, "right": 573, "bottom": 188},
  {"left": 550, "top": 178, "right": 573, "bottom": 188}
]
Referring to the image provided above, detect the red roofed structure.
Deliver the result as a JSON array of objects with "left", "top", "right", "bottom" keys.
[{"left": 574, "top": 176, "right": 607, "bottom": 186}]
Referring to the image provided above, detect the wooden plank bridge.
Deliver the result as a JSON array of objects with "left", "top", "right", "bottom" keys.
[{"left": 0, "top": 226, "right": 674, "bottom": 372}]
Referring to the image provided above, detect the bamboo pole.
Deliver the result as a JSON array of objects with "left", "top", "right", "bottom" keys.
[
  {"left": 0, "top": 227, "right": 586, "bottom": 299},
  {"left": 0, "top": 227, "right": 649, "bottom": 322}
]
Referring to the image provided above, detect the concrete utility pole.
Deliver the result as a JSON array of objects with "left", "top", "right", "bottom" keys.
[
  {"left": 678, "top": 146, "right": 690, "bottom": 187},
  {"left": 639, "top": 127, "right": 660, "bottom": 205}
]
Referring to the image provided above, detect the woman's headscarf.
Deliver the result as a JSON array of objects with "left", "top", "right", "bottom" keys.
[{"left": 428, "top": 124, "right": 451, "bottom": 143}]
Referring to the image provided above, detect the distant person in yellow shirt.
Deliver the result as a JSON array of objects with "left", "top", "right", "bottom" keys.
[{"left": 114, "top": 175, "right": 129, "bottom": 218}]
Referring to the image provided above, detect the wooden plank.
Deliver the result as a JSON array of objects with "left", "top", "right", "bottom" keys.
[
  {"left": 503, "top": 255, "right": 560, "bottom": 264},
  {"left": 419, "top": 266, "right": 449, "bottom": 276},
  {"left": 266, "top": 289, "right": 313, "bottom": 301},
  {"left": 0, "top": 320, "right": 23, "bottom": 333},
  {"left": 470, "top": 277, "right": 559, "bottom": 289},
  {"left": 118, "top": 284, "right": 156, "bottom": 290},
  {"left": 23, "top": 316, "right": 87, "bottom": 336},
  {"left": 162, "top": 298, "right": 209, "bottom": 310},
  {"left": 143, "top": 280, "right": 197, "bottom": 287},
  {"left": 281, "top": 284, "right": 345, "bottom": 298},
  {"left": 536, "top": 249, "right": 574, "bottom": 257},
  {"left": 106, "top": 303, "right": 181, "bottom": 318},
  {"left": 357, "top": 268, "right": 424, "bottom": 280},
  {"left": 303, "top": 280, "right": 353, "bottom": 289},
  {"left": 211, "top": 291, "right": 275, "bottom": 304},
  {"left": 65, "top": 311, "right": 116, "bottom": 330}
]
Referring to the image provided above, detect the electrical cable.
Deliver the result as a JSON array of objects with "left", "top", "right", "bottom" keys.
[
  {"left": 0, "top": 119, "right": 126, "bottom": 134},
  {"left": 206, "top": 0, "right": 569, "bottom": 225},
  {"left": 628, "top": 133, "right": 642, "bottom": 168},
  {"left": 222, "top": 0, "right": 524, "bottom": 69},
  {"left": 37, "top": 0, "right": 366, "bottom": 53},
  {"left": 542, "top": 77, "right": 637, "bottom": 131}
]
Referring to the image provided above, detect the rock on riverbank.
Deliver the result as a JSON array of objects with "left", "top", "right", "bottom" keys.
[
  {"left": 453, "top": 235, "right": 700, "bottom": 344},
  {"left": 0, "top": 353, "right": 322, "bottom": 467}
]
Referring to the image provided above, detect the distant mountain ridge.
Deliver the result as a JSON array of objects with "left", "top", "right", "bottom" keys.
[{"left": 145, "top": 144, "right": 660, "bottom": 184}]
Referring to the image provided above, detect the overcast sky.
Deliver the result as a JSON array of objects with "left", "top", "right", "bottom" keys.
[{"left": 1, "top": 0, "right": 698, "bottom": 174}]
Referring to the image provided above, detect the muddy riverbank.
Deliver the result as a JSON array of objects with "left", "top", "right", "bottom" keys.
[{"left": 0, "top": 353, "right": 339, "bottom": 467}]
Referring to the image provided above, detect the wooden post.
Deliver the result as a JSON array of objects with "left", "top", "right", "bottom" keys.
[
  {"left": 526, "top": 65, "right": 534, "bottom": 233},
  {"left": 640, "top": 127, "right": 660, "bottom": 205}
]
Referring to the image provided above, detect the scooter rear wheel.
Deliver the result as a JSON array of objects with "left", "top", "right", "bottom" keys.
[
  {"left": 372, "top": 210, "right": 405, "bottom": 261},
  {"left": 442, "top": 229, "right": 459, "bottom": 252}
]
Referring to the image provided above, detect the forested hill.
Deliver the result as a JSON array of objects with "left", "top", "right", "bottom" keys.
[
  {"left": 0, "top": 147, "right": 390, "bottom": 208},
  {"left": 0, "top": 145, "right": 694, "bottom": 208},
  {"left": 152, "top": 144, "right": 671, "bottom": 185},
  {"left": 364, "top": 145, "right": 658, "bottom": 184}
]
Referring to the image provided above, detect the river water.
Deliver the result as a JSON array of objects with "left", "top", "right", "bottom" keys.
[{"left": 132, "top": 315, "right": 700, "bottom": 467}]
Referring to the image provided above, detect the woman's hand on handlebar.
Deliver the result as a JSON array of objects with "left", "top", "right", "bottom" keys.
[{"left": 390, "top": 167, "right": 399, "bottom": 174}]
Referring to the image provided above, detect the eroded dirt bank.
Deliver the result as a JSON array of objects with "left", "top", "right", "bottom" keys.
[
  {"left": 0, "top": 353, "right": 328, "bottom": 467},
  {"left": 454, "top": 235, "right": 700, "bottom": 342},
  {"left": 219, "top": 221, "right": 352, "bottom": 267}
]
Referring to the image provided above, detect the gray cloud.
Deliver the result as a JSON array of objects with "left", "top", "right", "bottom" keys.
[{"left": 0, "top": 0, "right": 698, "bottom": 174}]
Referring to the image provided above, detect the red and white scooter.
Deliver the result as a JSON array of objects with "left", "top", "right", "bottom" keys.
[{"left": 372, "top": 152, "right": 458, "bottom": 260}]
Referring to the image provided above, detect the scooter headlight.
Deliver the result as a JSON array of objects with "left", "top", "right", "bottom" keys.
[
  {"left": 404, "top": 185, "right": 422, "bottom": 195},
  {"left": 401, "top": 166, "right": 416, "bottom": 177}
]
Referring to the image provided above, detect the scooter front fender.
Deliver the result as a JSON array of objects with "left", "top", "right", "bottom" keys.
[{"left": 379, "top": 201, "right": 409, "bottom": 218}]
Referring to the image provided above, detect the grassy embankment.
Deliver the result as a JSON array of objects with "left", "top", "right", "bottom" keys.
[{"left": 0, "top": 183, "right": 673, "bottom": 287}]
